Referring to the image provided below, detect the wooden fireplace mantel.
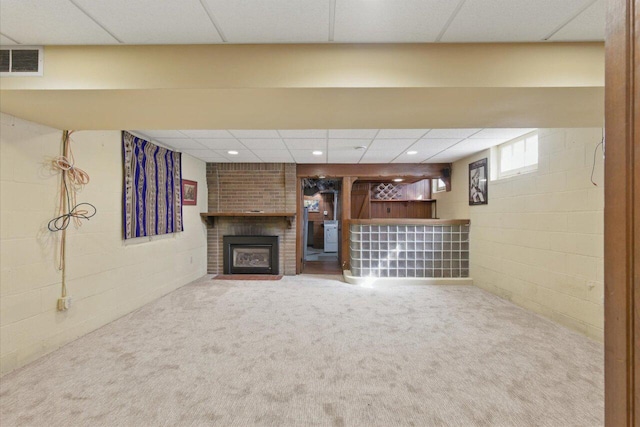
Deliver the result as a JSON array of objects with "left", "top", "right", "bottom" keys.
[{"left": 200, "top": 212, "right": 296, "bottom": 228}]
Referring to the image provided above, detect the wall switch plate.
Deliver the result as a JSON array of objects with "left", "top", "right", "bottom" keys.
[
  {"left": 57, "top": 296, "right": 72, "bottom": 311},
  {"left": 323, "top": 210, "right": 328, "bottom": 216}
]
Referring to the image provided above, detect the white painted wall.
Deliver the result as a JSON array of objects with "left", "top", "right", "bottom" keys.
[
  {"left": 0, "top": 113, "right": 208, "bottom": 375},
  {"left": 433, "top": 128, "right": 604, "bottom": 341}
]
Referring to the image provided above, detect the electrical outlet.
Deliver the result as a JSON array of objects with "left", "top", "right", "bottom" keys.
[
  {"left": 323, "top": 210, "right": 328, "bottom": 216},
  {"left": 57, "top": 296, "right": 72, "bottom": 311}
]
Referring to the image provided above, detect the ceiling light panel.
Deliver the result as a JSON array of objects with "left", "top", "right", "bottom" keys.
[
  {"left": 73, "top": 0, "right": 223, "bottom": 44},
  {"left": 328, "top": 129, "right": 379, "bottom": 139},
  {"left": 334, "top": 0, "right": 461, "bottom": 42},
  {"left": 283, "top": 139, "right": 327, "bottom": 150},
  {"left": 238, "top": 139, "right": 287, "bottom": 150},
  {"left": 229, "top": 130, "right": 281, "bottom": 138},
  {"left": 549, "top": 0, "right": 605, "bottom": 41},
  {"left": 196, "top": 138, "right": 245, "bottom": 150},
  {"left": 441, "top": 0, "right": 595, "bottom": 42},
  {"left": 203, "top": 0, "right": 330, "bottom": 42},
  {"left": 278, "top": 130, "right": 327, "bottom": 138},
  {"left": 0, "top": 0, "right": 118, "bottom": 44}
]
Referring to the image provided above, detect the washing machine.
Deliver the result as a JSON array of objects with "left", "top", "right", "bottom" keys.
[{"left": 323, "top": 220, "right": 338, "bottom": 253}]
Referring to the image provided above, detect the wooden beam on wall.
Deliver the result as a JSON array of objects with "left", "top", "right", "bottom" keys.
[
  {"left": 604, "top": 0, "right": 638, "bottom": 424},
  {"left": 297, "top": 163, "right": 451, "bottom": 179}
]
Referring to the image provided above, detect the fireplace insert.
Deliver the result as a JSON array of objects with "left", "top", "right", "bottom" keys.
[{"left": 223, "top": 235, "right": 279, "bottom": 275}]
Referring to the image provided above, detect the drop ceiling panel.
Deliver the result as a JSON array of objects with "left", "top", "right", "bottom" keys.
[
  {"left": 334, "top": 0, "right": 460, "bottom": 42},
  {"left": 407, "top": 138, "right": 463, "bottom": 153},
  {"left": 252, "top": 150, "right": 294, "bottom": 163},
  {"left": 218, "top": 151, "right": 261, "bottom": 162},
  {"left": 73, "top": 0, "right": 222, "bottom": 44},
  {"left": 328, "top": 139, "right": 372, "bottom": 150},
  {"left": 441, "top": 0, "right": 594, "bottom": 42},
  {"left": 368, "top": 139, "right": 416, "bottom": 153},
  {"left": 180, "top": 130, "right": 234, "bottom": 138},
  {"left": 0, "top": 34, "right": 18, "bottom": 45},
  {"left": 375, "top": 129, "right": 430, "bottom": 139},
  {"left": 392, "top": 153, "right": 430, "bottom": 164},
  {"left": 328, "top": 149, "right": 365, "bottom": 164},
  {"left": 204, "top": 0, "right": 330, "bottom": 42},
  {"left": 550, "top": 0, "right": 605, "bottom": 41},
  {"left": 283, "top": 139, "right": 327, "bottom": 150},
  {"left": 156, "top": 138, "right": 206, "bottom": 150},
  {"left": 0, "top": 0, "right": 118, "bottom": 44},
  {"left": 239, "top": 139, "right": 287, "bottom": 150},
  {"left": 451, "top": 138, "right": 505, "bottom": 152},
  {"left": 424, "top": 129, "right": 482, "bottom": 139},
  {"left": 136, "top": 130, "right": 186, "bottom": 139},
  {"left": 278, "top": 129, "right": 327, "bottom": 138},
  {"left": 229, "top": 130, "right": 281, "bottom": 138},
  {"left": 359, "top": 150, "right": 399, "bottom": 163},
  {"left": 328, "top": 129, "right": 378, "bottom": 139},
  {"left": 423, "top": 153, "right": 460, "bottom": 163},
  {"left": 196, "top": 139, "right": 245, "bottom": 150},
  {"left": 290, "top": 150, "right": 327, "bottom": 163},
  {"left": 182, "top": 149, "right": 221, "bottom": 158},
  {"left": 470, "top": 128, "right": 535, "bottom": 139}
]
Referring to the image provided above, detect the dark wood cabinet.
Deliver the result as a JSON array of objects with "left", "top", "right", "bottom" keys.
[{"left": 351, "top": 180, "right": 436, "bottom": 220}]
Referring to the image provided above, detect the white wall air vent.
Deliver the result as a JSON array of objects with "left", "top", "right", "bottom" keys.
[{"left": 0, "top": 46, "right": 43, "bottom": 76}]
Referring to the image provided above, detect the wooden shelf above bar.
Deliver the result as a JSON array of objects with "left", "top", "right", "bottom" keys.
[
  {"left": 349, "top": 219, "right": 470, "bottom": 226},
  {"left": 200, "top": 212, "right": 296, "bottom": 228}
]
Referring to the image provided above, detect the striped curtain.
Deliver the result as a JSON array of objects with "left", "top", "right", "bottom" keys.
[{"left": 122, "top": 131, "right": 183, "bottom": 239}]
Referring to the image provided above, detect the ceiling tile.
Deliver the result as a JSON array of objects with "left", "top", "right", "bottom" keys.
[
  {"left": 136, "top": 130, "right": 186, "bottom": 139},
  {"left": 334, "top": 0, "right": 460, "bottom": 42},
  {"left": 0, "top": 34, "right": 18, "bottom": 45},
  {"left": 196, "top": 139, "right": 245, "bottom": 150},
  {"left": 424, "top": 129, "right": 482, "bottom": 139},
  {"left": 74, "top": 0, "right": 222, "bottom": 44},
  {"left": 252, "top": 150, "right": 295, "bottom": 163},
  {"left": 216, "top": 151, "right": 261, "bottom": 162},
  {"left": 550, "top": 0, "right": 605, "bottom": 41},
  {"left": 423, "top": 153, "right": 461, "bottom": 163},
  {"left": 283, "top": 139, "right": 326, "bottom": 150},
  {"left": 454, "top": 138, "right": 506, "bottom": 151},
  {"left": 155, "top": 138, "right": 206, "bottom": 150},
  {"left": 359, "top": 150, "right": 398, "bottom": 163},
  {"left": 410, "top": 139, "right": 464, "bottom": 153},
  {"left": 203, "top": 0, "right": 330, "bottom": 42},
  {"left": 375, "top": 129, "right": 430, "bottom": 139},
  {"left": 182, "top": 149, "right": 225, "bottom": 159},
  {"left": 328, "top": 139, "right": 371, "bottom": 150},
  {"left": 391, "top": 153, "right": 430, "bottom": 164},
  {"left": 469, "top": 128, "right": 535, "bottom": 140},
  {"left": 0, "top": 0, "right": 118, "bottom": 44},
  {"left": 239, "top": 139, "right": 287, "bottom": 150},
  {"left": 327, "top": 150, "right": 365, "bottom": 164},
  {"left": 229, "top": 130, "right": 281, "bottom": 138},
  {"left": 441, "top": 0, "right": 593, "bottom": 42},
  {"left": 368, "top": 139, "right": 416, "bottom": 152},
  {"left": 180, "top": 130, "right": 234, "bottom": 138},
  {"left": 278, "top": 129, "right": 327, "bottom": 138},
  {"left": 328, "top": 129, "right": 379, "bottom": 139},
  {"left": 289, "top": 150, "right": 327, "bottom": 163}
]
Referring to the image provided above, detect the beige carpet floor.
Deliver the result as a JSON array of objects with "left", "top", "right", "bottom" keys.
[{"left": 0, "top": 275, "right": 603, "bottom": 426}]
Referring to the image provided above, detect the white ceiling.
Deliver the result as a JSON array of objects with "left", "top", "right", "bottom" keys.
[
  {"left": 133, "top": 128, "right": 535, "bottom": 164},
  {"left": 0, "top": 0, "right": 604, "bottom": 45}
]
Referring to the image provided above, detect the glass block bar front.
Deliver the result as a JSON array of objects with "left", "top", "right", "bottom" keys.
[{"left": 350, "top": 221, "right": 470, "bottom": 278}]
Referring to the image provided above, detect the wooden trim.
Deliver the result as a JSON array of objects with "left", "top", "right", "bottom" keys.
[
  {"left": 604, "top": 0, "right": 638, "bottom": 424},
  {"left": 349, "top": 219, "right": 470, "bottom": 226},
  {"left": 296, "top": 163, "right": 451, "bottom": 178},
  {"left": 341, "top": 177, "right": 356, "bottom": 271},
  {"left": 200, "top": 212, "right": 296, "bottom": 228},
  {"left": 296, "top": 177, "right": 303, "bottom": 274}
]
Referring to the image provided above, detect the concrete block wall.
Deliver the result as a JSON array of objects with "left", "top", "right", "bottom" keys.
[
  {"left": 0, "top": 114, "right": 208, "bottom": 375},
  {"left": 206, "top": 163, "right": 296, "bottom": 275},
  {"left": 433, "top": 128, "right": 604, "bottom": 341}
]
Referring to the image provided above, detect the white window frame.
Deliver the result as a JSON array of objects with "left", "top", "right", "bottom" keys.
[
  {"left": 496, "top": 131, "right": 538, "bottom": 180},
  {"left": 0, "top": 46, "right": 44, "bottom": 77},
  {"left": 432, "top": 178, "right": 446, "bottom": 193}
]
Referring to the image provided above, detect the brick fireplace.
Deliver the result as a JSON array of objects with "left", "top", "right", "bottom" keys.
[{"left": 206, "top": 163, "right": 296, "bottom": 275}]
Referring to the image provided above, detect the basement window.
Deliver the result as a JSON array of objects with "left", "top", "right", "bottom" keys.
[
  {"left": 497, "top": 131, "right": 538, "bottom": 179},
  {"left": 432, "top": 178, "right": 446, "bottom": 193}
]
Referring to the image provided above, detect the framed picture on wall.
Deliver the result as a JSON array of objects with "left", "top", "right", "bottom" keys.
[
  {"left": 304, "top": 199, "right": 320, "bottom": 212},
  {"left": 182, "top": 179, "right": 197, "bottom": 206},
  {"left": 469, "top": 158, "right": 488, "bottom": 205}
]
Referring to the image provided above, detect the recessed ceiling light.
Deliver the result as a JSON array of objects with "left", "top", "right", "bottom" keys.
[
  {"left": 407, "top": 150, "right": 418, "bottom": 155},
  {"left": 228, "top": 150, "right": 239, "bottom": 155},
  {"left": 393, "top": 178, "right": 404, "bottom": 182},
  {"left": 312, "top": 150, "right": 323, "bottom": 156},
  {"left": 355, "top": 146, "right": 367, "bottom": 150}
]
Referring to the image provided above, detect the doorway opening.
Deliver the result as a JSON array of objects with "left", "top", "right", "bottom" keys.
[{"left": 301, "top": 178, "right": 342, "bottom": 274}]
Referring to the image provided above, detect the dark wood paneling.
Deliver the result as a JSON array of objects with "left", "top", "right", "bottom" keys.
[
  {"left": 350, "top": 219, "right": 470, "bottom": 226},
  {"left": 297, "top": 163, "right": 451, "bottom": 178},
  {"left": 341, "top": 177, "right": 356, "bottom": 271},
  {"left": 604, "top": 0, "right": 638, "bottom": 425}
]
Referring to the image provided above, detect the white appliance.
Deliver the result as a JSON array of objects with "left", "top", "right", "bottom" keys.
[{"left": 324, "top": 220, "right": 338, "bottom": 253}]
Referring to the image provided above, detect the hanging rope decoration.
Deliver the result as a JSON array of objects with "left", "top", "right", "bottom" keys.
[{"left": 48, "top": 130, "right": 96, "bottom": 232}]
